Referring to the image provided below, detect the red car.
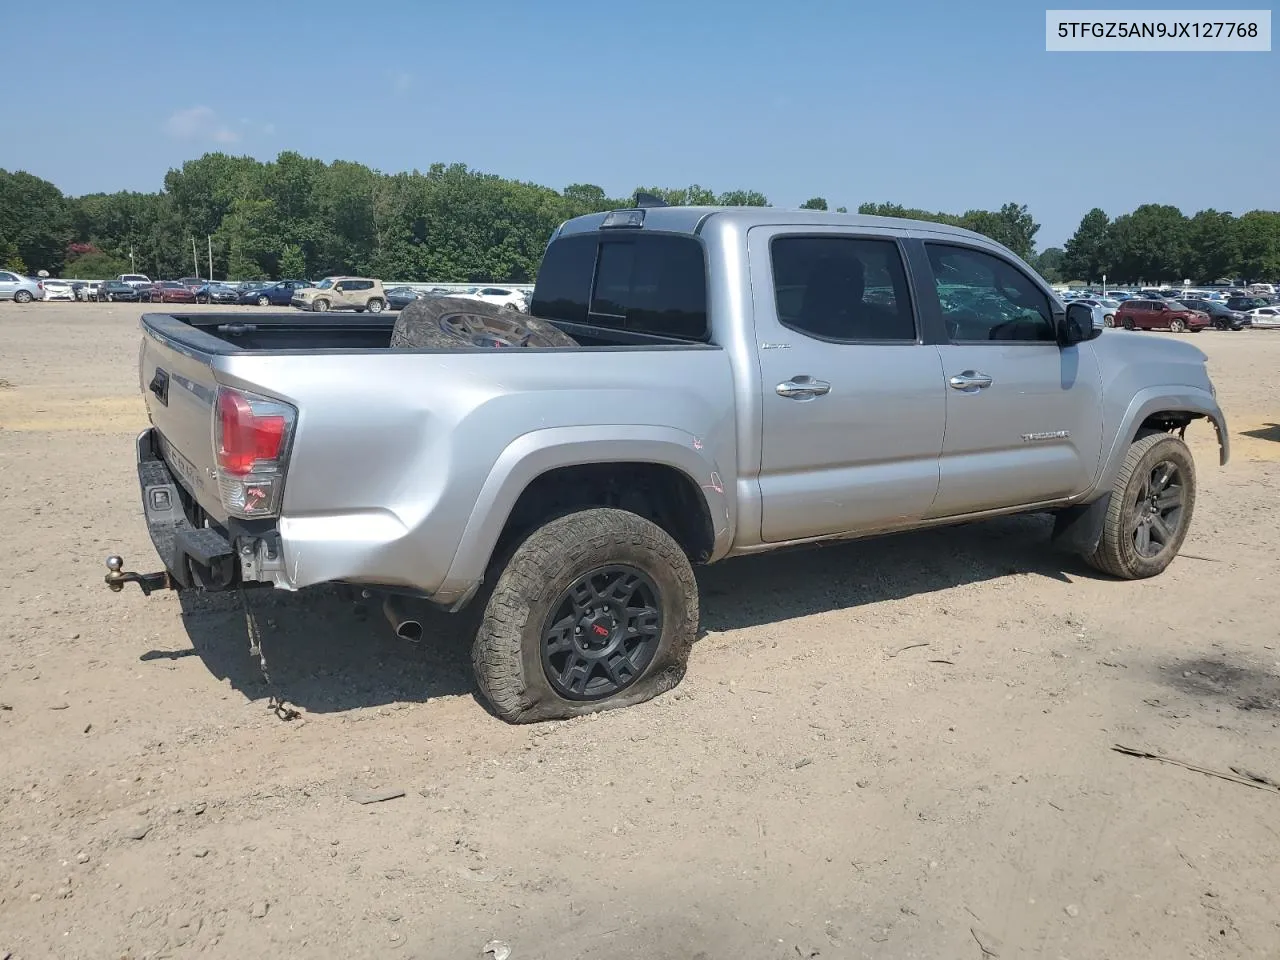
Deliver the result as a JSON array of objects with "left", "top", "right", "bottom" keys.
[
  {"left": 1113, "top": 298, "right": 1210, "bottom": 333},
  {"left": 145, "top": 281, "right": 198, "bottom": 304}
]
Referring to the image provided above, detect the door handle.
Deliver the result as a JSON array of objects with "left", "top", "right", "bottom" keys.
[
  {"left": 948, "top": 371, "right": 993, "bottom": 391},
  {"left": 776, "top": 376, "right": 831, "bottom": 400}
]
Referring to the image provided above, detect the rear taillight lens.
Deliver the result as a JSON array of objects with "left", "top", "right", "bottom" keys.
[{"left": 213, "top": 386, "right": 296, "bottom": 518}]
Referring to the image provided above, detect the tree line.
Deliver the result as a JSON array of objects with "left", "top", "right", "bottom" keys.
[
  {"left": 1040, "top": 205, "right": 1280, "bottom": 285},
  {"left": 0, "top": 153, "right": 1273, "bottom": 284}
]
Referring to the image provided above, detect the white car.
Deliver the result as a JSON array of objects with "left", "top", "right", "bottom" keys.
[
  {"left": 451, "top": 285, "right": 528, "bottom": 311},
  {"left": 117, "top": 273, "right": 153, "bottom": 288},
  {"left": 1245, "top": 307, "right": 1280, "bottom": 328},
  {"left": 41, "top": 280, "right": 76, "bottom": 302}
]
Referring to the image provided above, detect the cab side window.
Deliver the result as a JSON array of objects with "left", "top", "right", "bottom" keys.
[
  {"left": 926, "top": 244, "right": 1056, "bottom": 343},
  {"left": 770, "top": 236, "right": 917, "bottom": 342}
]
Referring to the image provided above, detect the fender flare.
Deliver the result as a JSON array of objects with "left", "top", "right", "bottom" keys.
[
  {"left": 433, "top": 425, "right": 734, "bottom": 602},
  {"left": 1095, "top": 386, "right": 1228, "bottom": 495}
]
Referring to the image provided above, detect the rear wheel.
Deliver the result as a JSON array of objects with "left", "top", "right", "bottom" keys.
[
  {"left": 1122, "top": 316, "right": 1135, "bottom": 330},
  {"left": 14, "top": 290, "right": 32, "bottom": 304},
  {"left": 1084, "top": 433, "right": 1196, "bottom": 580},
  {"left": 366, "top": 298, "right": 384, "bottom": 314},
  {"left": 473, "top": 508, "right": 698, "bottom": 723},
  {"left": 1170, "top": 318, "right": 1187, "bottom": 333}
]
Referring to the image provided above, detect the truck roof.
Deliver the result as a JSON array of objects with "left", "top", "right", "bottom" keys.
[{"left": 555, "top": 206, "right": 997, "bottom": 246}]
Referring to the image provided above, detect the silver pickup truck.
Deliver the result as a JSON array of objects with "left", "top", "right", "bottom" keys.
[{"left": 108, "top": 205, "right": 1228, "bottom": 723}]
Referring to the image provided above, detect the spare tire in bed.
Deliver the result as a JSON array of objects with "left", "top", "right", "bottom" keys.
[{"left": 390, "top": 296, "right": 579, "bottom": 349}]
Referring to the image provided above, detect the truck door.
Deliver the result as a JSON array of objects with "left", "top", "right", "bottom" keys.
[
  {"left": 749, "top": 227, "right": 946, "bottom": 542},
  {"left": 920, "top": 242, "right": 1104, "bottom": 516}
]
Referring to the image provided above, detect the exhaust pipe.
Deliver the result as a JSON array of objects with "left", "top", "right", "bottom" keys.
[{"left": 382, "top": 594, "right": 423, "bottom": 643}]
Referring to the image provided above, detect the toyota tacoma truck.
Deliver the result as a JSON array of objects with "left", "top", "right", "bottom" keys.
[{"left": 106, "top": 205, "right": 1229, "bottom": 723}]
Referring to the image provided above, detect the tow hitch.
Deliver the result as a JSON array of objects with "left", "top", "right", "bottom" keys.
[{"left": 104, "top": 555, "right": 174, "bottom": 596}]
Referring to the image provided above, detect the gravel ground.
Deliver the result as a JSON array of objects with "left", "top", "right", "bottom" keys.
[{"left": 1, "top": 302, "right": 1278, "bottom": 960}]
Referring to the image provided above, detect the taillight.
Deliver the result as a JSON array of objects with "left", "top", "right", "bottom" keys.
[{"left": 213, "top": 386, "right": 296, "bottom": 518}]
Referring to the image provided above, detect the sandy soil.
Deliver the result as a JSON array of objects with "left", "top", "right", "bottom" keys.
[{"left": 1, "top": 302, "right": 1278, "bottom": 960}]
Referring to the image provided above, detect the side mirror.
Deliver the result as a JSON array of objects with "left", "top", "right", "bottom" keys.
[{"left": 1061, "top": 302, "right": 1102, "bottom": 345}]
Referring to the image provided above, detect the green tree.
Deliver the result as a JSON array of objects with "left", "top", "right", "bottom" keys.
[
  {"left": 835, "top": 206, "right": 848, "bottom": 213},
  {"left": 717, "top": 189, "right": 769, "bottom": 207},
  {"left": 0, "top": 169, "right": 72, "bottom": 273},
  {"left": 960, "top": 203, "right": 1038, "bottom": 260},
  {"left": 1, "top": 238, "right": 26, "bottom": 273},
  {"left": 1033, "top": 247, "right": 1065, "bottom": 282},
  {"left": 1062, "top": 208, "right": 1111, "bottom": 282},
  {"left": 1232, "top": 211, "right": 1280, "bottom": 281},
  {"left": 799, "top": 197, "right": 828, "bottom": 211},
  {"left": 1107, "top": 204, "right": 1187, "bottom": 283},
  {"left": 279, "top": 244, "right": 307, "bottom": 279},
  {"left": 64, "top": 250, "right": 132, "bottom": 278},
  {"left": 1183, "top": 209, "right": 1235, "bottom": 281}
]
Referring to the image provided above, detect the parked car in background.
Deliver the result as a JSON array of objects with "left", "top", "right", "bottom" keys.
[
  {"left": 98, "top": 280, "right": 141, "bottom": 302},
  {"left": 146, "top": 281, "right": 198, "bottom": 304},
  {"left": 239, "top": 279, "right": 311, "bottom": 306},
  {"left": 237, "top": 281, "right": 270, "bottom": 296},
  {"left": 1075, "top": 297, "right": 1120, "bottom": 327},
  {"left": 1114, "top": 298, "right": 1209, "bottom": 332},
  {"left": 1179, "top": 298, "right": 1250, "bottom": 330},
  {"left": 41, "top": 280, "right": 76, "bottom": 302},
  {"left": 196, "top": 282, "right": 242, "bottom": 304},
  {"left": 1245, "top": 306, "right": 1280, "bottom": 328},
  {"left": 117, "top": 274, "right": 152, "bottom": 289},
  {"left": 385, "top": 285, "right": 424, "bottom": 311},
  {"left": 1227, "top": 295, "right": 1273, "bottom": 312},
  {"left": 0, "top": 271, "right": 42, "bottom": 302},
  {"left": 290, "top": 277, "right": 386, "bottom": 313},
  {"left": 451, "top": 285, "right": 528, "bottom": 311},
  {"left": 73, "top": 281, "right": 101, "bottom": 301},
  {"left": 177, "top": 277, "right": 209, "bottom": 291}
]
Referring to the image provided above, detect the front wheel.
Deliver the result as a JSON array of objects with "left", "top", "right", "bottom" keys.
[
  {"left": 1084, "top": 433, "right": 1196, "bottom": 580},
  {"left": 473, "top": 508, "right": 699, "bottom": 723},
  {"left": 312, "top": 298, "right": 329, "bottom": 312},
  {"left": 1170, "top": 318, "right": 1187, "bottom": 333},
  {"left": 1104, "top": 314, "right": 1115, "bottom": 327},
  {"left": 257, "top": 295, "right": 270, "bottom": 306},
  {"left": 14, "top": 290, "right": 33, "bottom": 303}
]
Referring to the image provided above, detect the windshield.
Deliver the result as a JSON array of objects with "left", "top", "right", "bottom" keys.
[{"left": 315, "top": 278, "right": 334, "bottom": 289}]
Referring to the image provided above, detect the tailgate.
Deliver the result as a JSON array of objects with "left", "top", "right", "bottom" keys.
[{"left": 139, "top": 325, "right": 227, "bottom": 522}]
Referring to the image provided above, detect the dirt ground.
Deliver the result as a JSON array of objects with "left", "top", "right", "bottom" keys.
[{"left": 1, "top": 301, "right": 1278, "bottom": 960}]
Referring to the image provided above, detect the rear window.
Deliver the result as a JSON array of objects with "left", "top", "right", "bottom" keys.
[{"left": 533, "top": 232, "right": 708, "bottom": 340}]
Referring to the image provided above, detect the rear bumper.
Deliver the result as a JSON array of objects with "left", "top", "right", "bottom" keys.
[{"left": 135, "top": 428, "right": 237, "bottom": 590}]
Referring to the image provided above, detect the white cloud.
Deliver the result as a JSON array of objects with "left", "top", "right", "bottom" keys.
[
  {"left": 165, "top": 106, "right": 241, "bottom": 144},
  {"left": 386, "top": 69, "right": 412, "bottom": 94}
]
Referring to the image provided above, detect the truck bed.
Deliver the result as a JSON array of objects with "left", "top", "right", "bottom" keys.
[
  {"left": 142, "top": 311, "right": 709, "bottom": 353},
  {"left": 136, "top": 310, "right": 736, "bottom": 601}
]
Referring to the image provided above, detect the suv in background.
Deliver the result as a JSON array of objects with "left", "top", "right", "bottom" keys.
[
  {"left": 98, "top": 280, "right": 142, "bottom": 302},
  {"left": 291, "top": 277, "right": 386, "bottom": 313},
  {"left": 1114, "top": 298, "right": 1210, "bottom": 333},
  {"left": 1179, "top": 297, "right": 1250, "bottom": 330},
  {"left": 452, "top": 285, "right": 529, "bottom": 311}
]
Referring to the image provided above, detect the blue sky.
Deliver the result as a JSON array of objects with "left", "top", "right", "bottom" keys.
[{"left": 3, "top": 0, "right": 1276, "bottom": 246}]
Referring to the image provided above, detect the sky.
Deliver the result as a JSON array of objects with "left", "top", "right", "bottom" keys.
[{"left": 2, "top": 0, "right": 1276, "bottom": 247}]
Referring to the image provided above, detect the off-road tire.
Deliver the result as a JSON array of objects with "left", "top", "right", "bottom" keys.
[
  {"left": 1084, "top": 433, "right": 1196, "bottom": 580},
  {"left": 390, "top": 296, "right": 577, "bottom": 349},
  {"left": 473, "top": 508, "right": 698, "bottom": 723},
  {"left": 14, "top": 290, "right": 33, "bottom": 303}
]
